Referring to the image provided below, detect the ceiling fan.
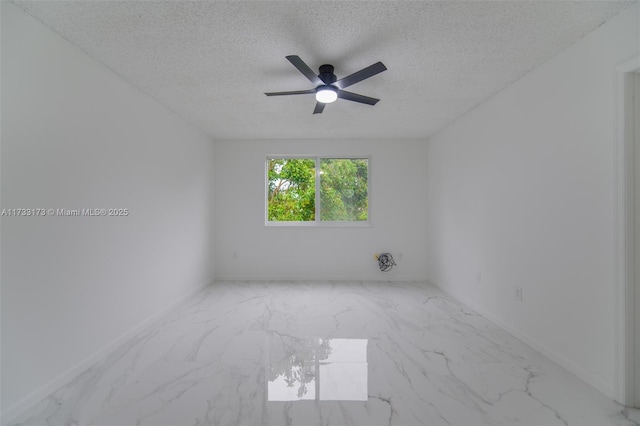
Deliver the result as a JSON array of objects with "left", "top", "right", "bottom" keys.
[{"left": 265, "top": 55, "right": 387, "bottom": 114}]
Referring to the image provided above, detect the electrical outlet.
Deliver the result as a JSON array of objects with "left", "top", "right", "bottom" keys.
[
  {"left": 475, "top": 273, "right": 482, "bottom": 283},
  {"left": 514, "top": 287, "right": 523, "bottom": 302},
  {"left": 233, "top": 251, "right": 238, "bottom": 259}
]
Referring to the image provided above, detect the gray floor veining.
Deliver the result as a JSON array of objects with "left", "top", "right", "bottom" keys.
[{"left": 9, "top": 281, "right": 639, "bottom": 426}]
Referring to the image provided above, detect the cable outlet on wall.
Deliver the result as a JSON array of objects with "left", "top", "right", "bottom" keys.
[{"left": 514, "top": 286, "right": 523, "bottom": 302}]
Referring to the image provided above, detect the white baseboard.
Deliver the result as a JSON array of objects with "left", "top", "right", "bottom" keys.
[
  {"left": 427, "top": 281, "right": 615, "bottom": 400},
  {"left": 0, "top": 280, "right": 213, "bottom": 424},
  {"left": 213, "top": 275, "right": 428, "bottom": 282}
]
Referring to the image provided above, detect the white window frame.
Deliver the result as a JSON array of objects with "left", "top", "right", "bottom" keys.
[{"left": 265, "top": 155, "right": 372, "bottom": 227}]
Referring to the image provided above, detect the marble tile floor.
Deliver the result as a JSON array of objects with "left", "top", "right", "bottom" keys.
[{"left": 9, "top": 281, "right": 640, "bottom": 426}]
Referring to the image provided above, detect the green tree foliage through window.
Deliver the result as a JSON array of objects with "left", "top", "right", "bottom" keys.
[
  {"left": 268, "top": 158, "right": 316, "bottom": 221},
  {"left": 320, "top": 159, "right": 368, "bottom": 221},
  {"left": 267, "top": 157, "right": 369, "bottom": 223}
]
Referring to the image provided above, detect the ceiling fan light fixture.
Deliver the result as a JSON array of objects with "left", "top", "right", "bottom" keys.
[{"left": 315, "top": 86, "right": 337, "bottom": 104}]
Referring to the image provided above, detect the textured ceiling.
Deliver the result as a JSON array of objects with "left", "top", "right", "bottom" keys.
[{"left": 13, "top": 1, "right": 635, "bottom": 140}]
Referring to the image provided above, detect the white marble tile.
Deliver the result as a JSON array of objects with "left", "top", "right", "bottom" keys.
[{"left": 8, "top": 281, "right": 638, "bottom": 426}]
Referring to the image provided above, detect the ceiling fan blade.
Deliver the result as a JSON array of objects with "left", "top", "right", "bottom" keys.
[
  {"left": 335, "top": 62, "right": 387, "bottom": 89},
  {"left": 286, "top": 55, "right": 322, "bottom": 86},
  {"left": 264, "top": 89, "right": 316, "bottom": 96},
  {"left": 337, "top": 90, "right": 380, "bottom": 105},
  {"left": 313, "top": 102, "right": 326, "bottom": 114}
]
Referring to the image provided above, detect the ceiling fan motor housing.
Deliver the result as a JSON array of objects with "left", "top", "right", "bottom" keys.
[{"left": 318, "top": 64, "right": 337, "bottom": 84}]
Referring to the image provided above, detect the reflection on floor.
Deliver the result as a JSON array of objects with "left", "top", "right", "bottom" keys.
[
  {"left": 268, "top": 337, "right": 368, "bottom": 402},
  {"left": 9, "top": 281, "right": 639, "bottom": 425}
]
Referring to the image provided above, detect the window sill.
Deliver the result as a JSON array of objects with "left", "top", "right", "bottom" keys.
[{"left": 265, "top": 221, "right": 372, "bottom": 228}]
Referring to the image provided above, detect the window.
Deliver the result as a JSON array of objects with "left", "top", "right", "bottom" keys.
[{"left": 266, "top": 157, "right": 369, "bottom": 225}]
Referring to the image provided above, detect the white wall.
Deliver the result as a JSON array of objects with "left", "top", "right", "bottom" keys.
[
  {"left": 214, "top": 138, "right": 428, "bottom": 281},
  {"left": 1, "top": 2, "right": 215, "bottom": 419},
  {"left": 425, "top": 4, "right": 639, "bottom": 398}
]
